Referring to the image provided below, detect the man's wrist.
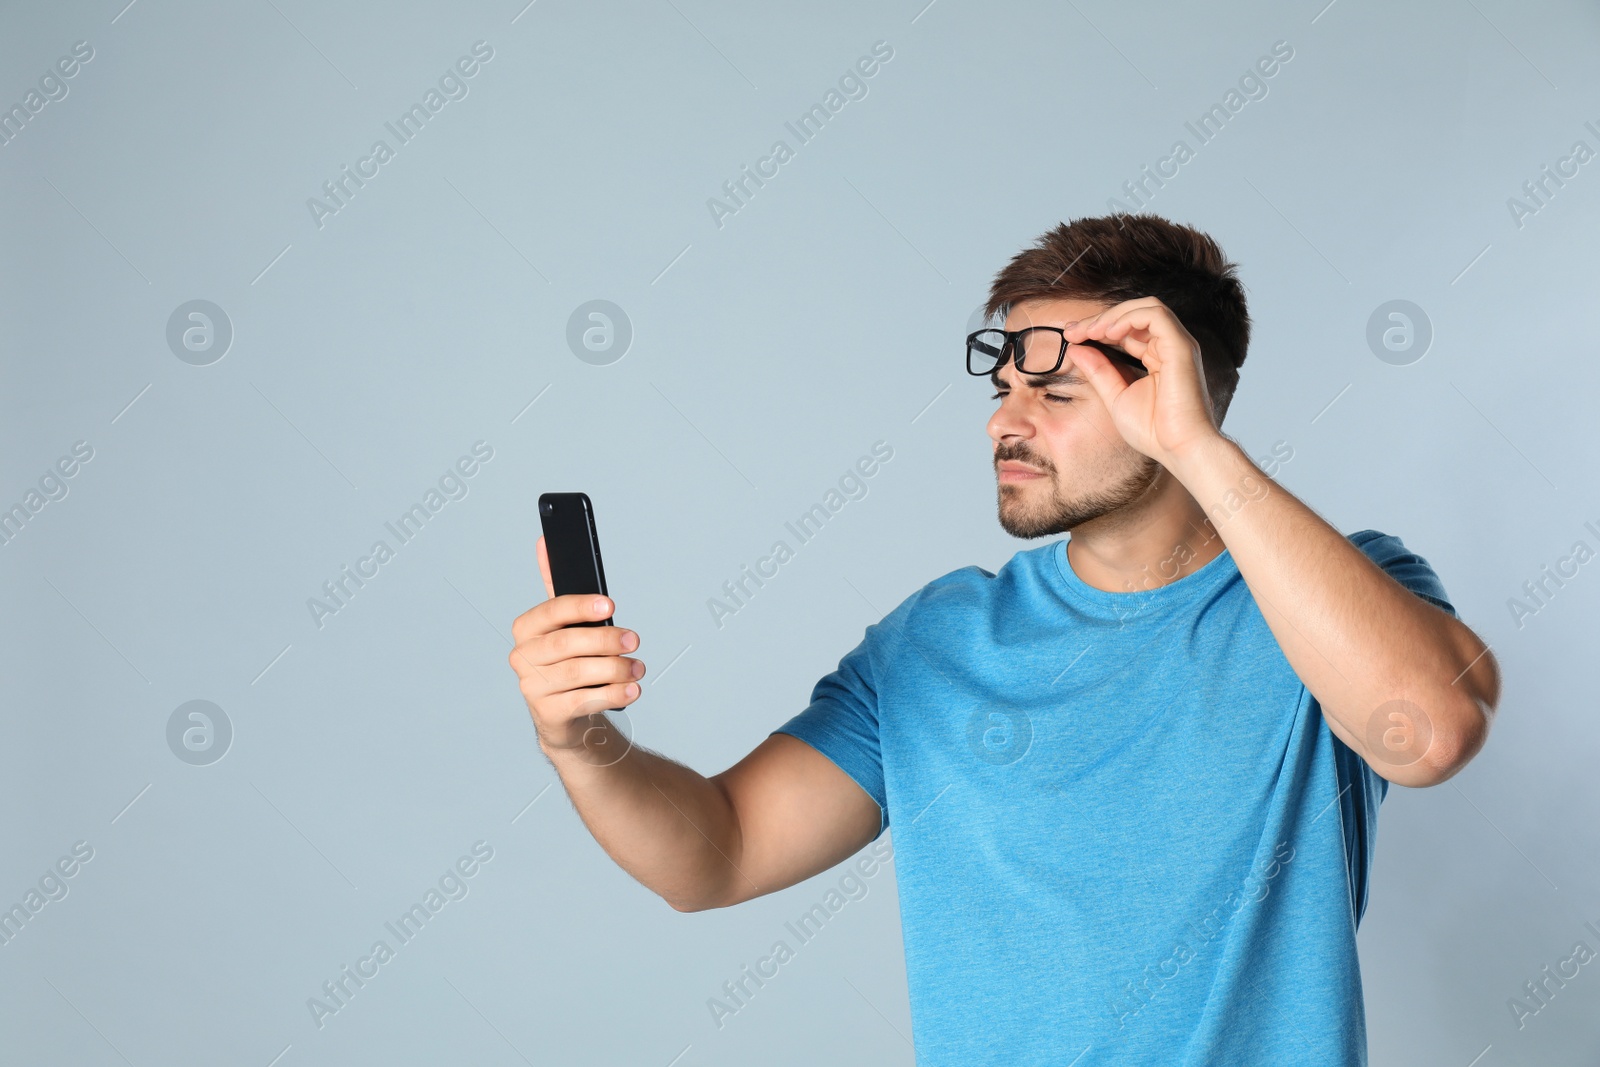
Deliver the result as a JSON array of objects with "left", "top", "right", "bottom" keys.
[
  {"left": 1163, "top": 430, "right": 1243, "bottom": 485},
  {"left": 538, "top": 714, "right": 633, "bottom": 771}
]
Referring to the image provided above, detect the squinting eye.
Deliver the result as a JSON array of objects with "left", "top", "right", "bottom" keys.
[{"left": 991, "top": 392, "right": 1073, "bottom": 404}]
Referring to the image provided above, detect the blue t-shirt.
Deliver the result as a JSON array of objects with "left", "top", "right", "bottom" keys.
[{"left": 773, "top": 529, "right": 1454, "bottom": 1065}]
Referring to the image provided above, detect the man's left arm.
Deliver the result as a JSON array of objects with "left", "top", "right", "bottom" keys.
[
  {"left": 1168, "top": 433, "right": 1500, "bottom": 787},
  {"left": 1068, "top": 297, "right": 1502, "bottom": 787}
]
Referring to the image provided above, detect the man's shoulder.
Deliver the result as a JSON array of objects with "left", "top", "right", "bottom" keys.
[
  {"left": 892, "top": 542, "right": 1058, "bottom": 618},
  {"left": 919, "top": 541, "right": 1055, "bottom": 588}
]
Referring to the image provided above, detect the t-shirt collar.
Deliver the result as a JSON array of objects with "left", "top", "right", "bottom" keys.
[{"left": 1050, "top": 535, "right": 1238, "bottom": 615}]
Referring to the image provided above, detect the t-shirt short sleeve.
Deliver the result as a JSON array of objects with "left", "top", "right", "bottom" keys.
[
  {"left": 771, "top": 613, "right": 899, "bottom": 839},
  {"left": 1349, "top": 528, "right": 1457, "bottom": 618}
]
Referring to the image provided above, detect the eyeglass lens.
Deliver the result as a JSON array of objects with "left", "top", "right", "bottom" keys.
[{"left": 968, "top": 329, "right": 1071, "bottom": 374}]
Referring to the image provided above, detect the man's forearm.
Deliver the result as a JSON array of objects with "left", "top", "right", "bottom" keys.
[
  {"left": 541, "top": 721, "right": 751, "bottom": 911},
  {"left": 1166, "top": 433, "right": 1498, "bottom": 785}
]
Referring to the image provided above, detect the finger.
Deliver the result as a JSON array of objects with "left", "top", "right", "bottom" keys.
[
  {"left": 510, "top": 637, "right": 641, "bottom": 696},
  {"left": 1071, "top": 328, "right": 1155, "bottom": 364},
  {"left": 519, "top": 621, "right": 638, "bottom": 671},
  {"left": 508, "top": 641, "right": 557, "bottom": 688},
  {"left": 544, "top": 652, "right": 644, "bottom": 694},
  {"left": 1064, "top": 314, "right": 1155, "bottom": 366},
  {"left": 1097, "top": 305, "right": 1158, "bottom": 341},
  {"left": 558, "top": 680, "right": 642, "bottom": 719},
  {"left": 1093, "top": 312, "right": 1158, "bottom": 362},
  {"left": 1063, "top": 315, "right": 1098, "bottom": 339},
  {"left": 1069, "top": 298, "right": 1160, "bottom": 339},
  {"left": 1081, "top": 313, "right": 1171, "bottom": 379},
  {"left": 1097, "top": 307, "right": 1186, "bottom": 372},
  {"left": 520, "top": 673, "right": 641, "bottom": 724},
  {"left": 536, "top": 535, "right": 554, "bottom": 601},
  {"left": 534, "top": 591, "right": 614, "bottom": 633},
  {"left": 514, "top": 591, "right": 615, "bottom": 644}
]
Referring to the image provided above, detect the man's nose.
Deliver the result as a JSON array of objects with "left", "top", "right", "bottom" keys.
[{"left": 987, "top": 395, "right": 1035, "bottom": 441}]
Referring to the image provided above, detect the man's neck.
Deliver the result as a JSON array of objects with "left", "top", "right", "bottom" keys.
[{"left": 1064, "top": 471, "right": 1225, "bottom": 594}]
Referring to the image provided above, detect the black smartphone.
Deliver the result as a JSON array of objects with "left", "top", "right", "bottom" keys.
[{"left": 538, "top": 492, "right": 612, "bottom": 628}]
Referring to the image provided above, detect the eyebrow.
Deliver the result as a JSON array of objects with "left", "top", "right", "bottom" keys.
[{"left": 990, "top": 367, "right": 1088, "bottom": 389}]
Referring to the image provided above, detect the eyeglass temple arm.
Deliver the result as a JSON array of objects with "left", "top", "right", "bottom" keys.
[{"left": 1077, "top": 337, "right": 1145, "bottom": 371}]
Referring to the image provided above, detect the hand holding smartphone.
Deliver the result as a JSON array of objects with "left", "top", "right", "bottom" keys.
[
  {"left": 530, "top": 493, "right": 637, "bottom": 722},
  {"left": 538, "top": 492, "right": 612, "bottom": 627}
]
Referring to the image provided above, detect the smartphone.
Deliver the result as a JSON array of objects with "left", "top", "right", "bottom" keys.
[{"left": 538, "top": 492, "right": 612, "bottom": 628}]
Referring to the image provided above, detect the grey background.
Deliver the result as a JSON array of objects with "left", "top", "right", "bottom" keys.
[{"left": 2, "top": 0, "right": 1596, "bottom": 1063}]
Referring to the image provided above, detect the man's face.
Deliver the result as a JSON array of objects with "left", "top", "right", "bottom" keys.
[{"left": 985, "top": 297, "right": 1160, "bottom": 539}]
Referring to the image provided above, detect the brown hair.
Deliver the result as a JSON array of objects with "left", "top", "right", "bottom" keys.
[{"left": 984, "top": 213, "right": 1252, "bottom": 422}]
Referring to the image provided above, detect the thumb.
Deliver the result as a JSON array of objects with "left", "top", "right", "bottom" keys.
[
  {"left": 1070, "top": 343, "right": 1128, "bottom": 410},
  {"left": 536, "top": 535, "right": 555, "bottom": 601}
]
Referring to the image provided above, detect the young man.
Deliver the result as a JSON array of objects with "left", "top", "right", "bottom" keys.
[{"left": 508, "top": 213, "right": 1501, "bottom": 1064}]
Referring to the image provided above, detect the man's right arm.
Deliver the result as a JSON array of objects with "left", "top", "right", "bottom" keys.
[
  {"left": 510, "top": 536, "right": 882, "bottom": 913},
  {"left": 539, "top": 727, "right": 881, "bottom": 912}
]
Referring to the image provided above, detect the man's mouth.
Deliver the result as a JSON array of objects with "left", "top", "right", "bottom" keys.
[{"left": 998, "top": 462, "right": 1046, "bottom": 483}]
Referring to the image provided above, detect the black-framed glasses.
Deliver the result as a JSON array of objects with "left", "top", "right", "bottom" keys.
[{"left": 966, "top": 327, "right": 1146, "bottom": 378}]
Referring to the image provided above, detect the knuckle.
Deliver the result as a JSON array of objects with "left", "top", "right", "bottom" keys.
[
  {"left": 510, "top": 645, "right": 543, "bottom": 679},
  {"left": 537, "top": 658, "right": 568, "bottom": 691}
]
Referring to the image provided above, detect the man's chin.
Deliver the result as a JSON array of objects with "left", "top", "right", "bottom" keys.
[
  {"left": 999, "top": 515, "right": 1064, "bottom": 539},
  {"left": 997, "top": 493, "right": 1070, "bottom": 539}
]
